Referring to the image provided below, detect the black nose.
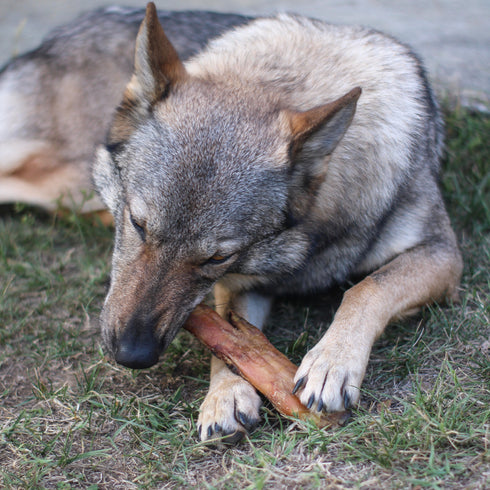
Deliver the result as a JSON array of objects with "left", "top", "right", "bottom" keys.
[{"left": 114, "top": 319, "right": 160, "bottom": 369}]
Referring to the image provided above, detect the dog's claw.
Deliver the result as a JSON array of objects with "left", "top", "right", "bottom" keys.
[
  {"left": 237, "top": 411, "right": 258, "bottom": 432},
  {"left": 201, "top": 422, "right": 246, "bottom": 446},
  {"left": 306, "top": 393, "right": 315, "bottom": 410},
  {"left": 316, "top": 398, "right": 324, "bottom": 412},
  {"left": 292, "top": 377, "right": 305, "bottom": 395},
  {"left": 197, "top": 424, "right": 202, "bottom": 438},
  {"left": 221, "top": 429, "right": 245, "bottom": 445},
  {"left": 343, "top": 391, "right": 352, "bottom": 410}
]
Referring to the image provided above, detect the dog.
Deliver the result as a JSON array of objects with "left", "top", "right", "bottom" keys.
[
  {"left": 0, "top": 6, "right": 250, "bottom": 218},
  {"left": 92, "top": 3, "right": 463, "bottom": 443},
  {"left": 1, "top": 3, "right": 462, "bottom": 443}
]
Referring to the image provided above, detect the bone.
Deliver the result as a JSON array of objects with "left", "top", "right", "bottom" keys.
[{"left": 183, "top": 304, "right": 350, "bottom": 428}]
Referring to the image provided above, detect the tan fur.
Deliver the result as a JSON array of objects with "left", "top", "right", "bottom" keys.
[
  {"left": 294, "top": 244, "right": 462, "bottom": 411},
  {"left": 198, "top": 286, "right": 272, "bottom": 440},
  {"left": 0, "top": 144, "right": 104, "bottom": 213}
]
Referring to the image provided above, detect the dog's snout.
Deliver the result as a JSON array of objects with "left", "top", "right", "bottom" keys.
[{"left": 114, "top": 317, "right": 161, "bottom": 369}]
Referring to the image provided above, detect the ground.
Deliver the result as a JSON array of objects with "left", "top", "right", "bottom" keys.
[{"left": 0, "top": 107, "right": 488, "bottom": 488}]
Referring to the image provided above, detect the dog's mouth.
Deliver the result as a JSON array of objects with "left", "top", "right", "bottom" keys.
[
  {"left": 101, "top": 282, "right": 210, "bottom": 370},
  {"left": 105, "top": 303, "right": 199, "bottom": 370}
]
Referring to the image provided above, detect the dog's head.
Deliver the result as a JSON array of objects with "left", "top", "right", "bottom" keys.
[{"left": 93, "top": 3, "right": 360, "bottom": 369}]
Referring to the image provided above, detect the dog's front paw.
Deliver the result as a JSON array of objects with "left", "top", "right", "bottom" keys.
[
  {"left": 197, "top": 371, "right": 261, "bottom": 444},
  {"left": 293, "top": 332, "right": 369, "bottom": 413}
]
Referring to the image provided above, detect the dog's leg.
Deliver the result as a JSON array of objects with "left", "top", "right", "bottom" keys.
[
  {"left": 197, "top": 284, "right": 272, "bottom": 443},
  {"left": 0, "top": 151, "right": 104, "bottom": 214},
  {"left": 293, "top": 242, "right": 462, "bottom": 412},
  {"left": 0, "top": 139, "right": 99, "bottom": 212}
]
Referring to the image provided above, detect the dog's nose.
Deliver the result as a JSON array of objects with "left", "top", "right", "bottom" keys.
[{"left": 114, "top": 321, "right": 160, "bottom": 369}]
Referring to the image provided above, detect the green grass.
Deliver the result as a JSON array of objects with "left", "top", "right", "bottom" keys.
[{"left": 0, "top": 107, "right": 489, "bottom": 488}]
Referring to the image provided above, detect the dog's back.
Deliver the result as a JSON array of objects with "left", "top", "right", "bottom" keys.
[{"left": 0, "top": 7, "right": 250, "bottom": 212}]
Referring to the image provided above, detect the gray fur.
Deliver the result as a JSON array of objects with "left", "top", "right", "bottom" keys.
[{"left": 94, "top": 10, "right": 462, "bottom": 442}]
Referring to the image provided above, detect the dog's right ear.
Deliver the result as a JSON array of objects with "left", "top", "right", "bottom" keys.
[
  {"left": 109, "top": 2, "right": 187, "bottom": 144},
  {"left": 132, "top": 2, "right": 187, "bottom": 103}
]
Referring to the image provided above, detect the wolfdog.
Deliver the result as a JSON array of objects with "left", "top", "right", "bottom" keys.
[
  {"left": 92, "top": 3, "right": 462, "bottom": 442},
  {"left": 0, "top": 6, "right": 250, "bottom": 216},
  {"left": 1, "top": 3, "right": 462, "bottom": 443}
]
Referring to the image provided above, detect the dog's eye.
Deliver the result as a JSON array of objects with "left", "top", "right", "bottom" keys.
[
  {"left": 130, "top": 214, "right": 146, "bottom": 241},
  {"left": 205, "top": 253, "right": 231, "bottom": 265}
]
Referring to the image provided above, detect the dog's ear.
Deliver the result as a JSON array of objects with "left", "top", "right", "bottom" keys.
[
  {"left": 92, "top": 146, "right": 123, "bottom": 215},
  {"left": 132, "top": 2, "right": 187, "bottom": 103},
  {"left": 108, "top": 2, "right": 187, "bottom": 145},
  {"left": 285, "top": 87, "right": 361, "bottom": 162},
  {"left": 281, "top": 87, "right": 361, "bottom": 220}
]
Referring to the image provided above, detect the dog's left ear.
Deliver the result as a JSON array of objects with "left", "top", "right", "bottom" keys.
[
  {"left": 108, "top": 2, "right": 187, "bottom": 145},
  {"left": 281, "top": 87, "right": 361, "bottom": 219},
  {"left": 284, "top": 87, "right": 362, "bottom": 161}
]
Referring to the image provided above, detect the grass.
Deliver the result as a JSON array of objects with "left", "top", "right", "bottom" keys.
[{"left": 0, "top": 107, "right": 489, "bottom": 488}]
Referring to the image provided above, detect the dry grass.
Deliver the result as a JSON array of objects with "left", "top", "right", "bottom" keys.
[{"left": 0, "top": 107, "right": 489, "bottom": 488}]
